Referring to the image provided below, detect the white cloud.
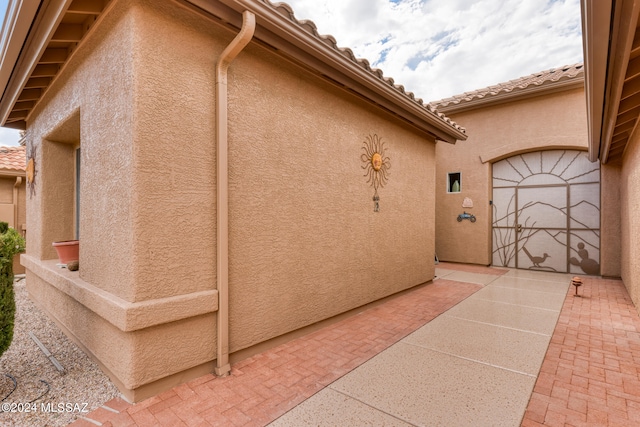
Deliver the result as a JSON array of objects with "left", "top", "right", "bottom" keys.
[
  {"left": 0, "top": 0, "right": 582, "bottom": 139},
  {"left": 0, "top": 127, "right": 20, "bottom": 146},
  {"left": 283, "top": 0, "right": 583, "bottom": 101}
]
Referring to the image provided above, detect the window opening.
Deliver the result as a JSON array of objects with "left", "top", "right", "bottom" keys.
[
  {"left": 448, "top": 172, "right": 461, "bottom": 193},
  {"left": 75, "top": 147, "right": 81, "bottom": 239}
]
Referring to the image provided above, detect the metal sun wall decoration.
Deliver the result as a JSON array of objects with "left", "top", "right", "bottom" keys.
[
  {"left": 361, "top": 134, "right": 390, "bottom": 212},
  {"left": 26, "top": 144, "right": 37, "bottom": 198}
]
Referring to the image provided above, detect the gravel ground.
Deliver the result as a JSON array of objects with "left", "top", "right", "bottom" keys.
[{"left": 0, "top": 276, "right": 120, "bottom": 426}]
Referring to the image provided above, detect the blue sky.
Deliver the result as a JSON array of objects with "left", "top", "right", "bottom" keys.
[
  {"left": 0, "top": 0, "right": 584, "bottom": 146},
  {"left": 285, "top": 0, "right": 583, "bottom": 100}
]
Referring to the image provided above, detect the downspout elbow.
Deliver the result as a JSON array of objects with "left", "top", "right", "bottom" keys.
[
  {"left": 215, "top": 10, "right": 255, "bottom": 377},
  {"left": 216, "top": 11, "right": 256, "bottom": 82}
]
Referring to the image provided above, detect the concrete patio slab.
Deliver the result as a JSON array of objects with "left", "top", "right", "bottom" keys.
[
  {"left": 328, "top": 343, "right": 536, "bottom": 427},
  {"left": 434, "top": 267, "right": 456, "bottom": 279},
  {"left": 500, "top": 269, "right": 572, "bottom": 282},
  {"left": 435, "top": 270, "right": 502, "bottom": 286},
  {"left": 269, "top": 388, "right": 412, "bottom": 427},
  {"left": 445, "top": 298, "right": 562, "bottom": 335},
  {"left": 489, "top": 275, "right": 570, "bottom": 295},
  {"left": 473, "top": 284, "right": 567, "bottom": 311},
  {"left": 404, "top": 315, "right": 551, "bottom": 375}
]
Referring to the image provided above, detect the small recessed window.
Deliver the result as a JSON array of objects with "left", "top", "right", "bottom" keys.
[{"left": 447, "top": 172, "right": 461, "bottom": 193}]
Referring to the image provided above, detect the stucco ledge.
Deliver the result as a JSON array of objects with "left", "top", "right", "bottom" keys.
[{"left": 20, "top": 254, "right": 218, "bottom": 332}]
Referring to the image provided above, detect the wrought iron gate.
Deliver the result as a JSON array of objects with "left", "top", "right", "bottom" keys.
[{"left": 492, "top": 150, "right": 600, "bottom": 275}]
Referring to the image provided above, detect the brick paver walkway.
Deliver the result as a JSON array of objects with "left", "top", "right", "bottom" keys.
[
  {"left": 71, "top": 267, "right": 490, "bottom": 426},
  {"left": 522, "top": 276, "right": 640, "bottom": 426},
  {"left": 72, "top": 268, "right": 640, "bottom": 426}
]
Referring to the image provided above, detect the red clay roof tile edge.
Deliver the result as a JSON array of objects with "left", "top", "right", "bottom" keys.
[
  {"left": 265, "top": 1, "right": 466, "bottom": 134},
  {"left": 430, "top": 63, "right": 584, "bottom": 110}
]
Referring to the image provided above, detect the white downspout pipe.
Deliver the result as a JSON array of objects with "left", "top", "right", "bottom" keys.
[{"left": 214, "top": 10, "right": 255, "bottom": 377}]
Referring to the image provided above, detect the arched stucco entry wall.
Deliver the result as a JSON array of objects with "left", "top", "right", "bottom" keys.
[
  {"left": 491, "top": 149, "right": 600, "bottom": 274},
  {"left": 434, "top": 84, "right": 592, "bottom": 268}
]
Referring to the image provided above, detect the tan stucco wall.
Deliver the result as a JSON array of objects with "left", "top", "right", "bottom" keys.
[
  {"left": 0, "top": 175, "right": 26, "bottom": 274},
  {"left": 26, "top": 2, "right": 135, "bottom": 290},
  {"left": 435, "top": 89, "right": 593, "bottom": 266},
  {"left": 227, "top": 45, "right": 436, "bottom": 352},
  {"left": 129, "top": 0, "right": 222, "bottom": 303},
  {"left": 25, "top": 268, "right": 215, "bottom": 390},
  {"left": 23, "top": 0, "right": 439, "bottom": 399},
  {"left": 621, "top": 127, "right": 640, "bottom": 311},
  {"left": 23, "top": 0, "right": 221, "bottom": 400},
  {"left": 600, "top": 163, "right": 622, "bottom": 277}
]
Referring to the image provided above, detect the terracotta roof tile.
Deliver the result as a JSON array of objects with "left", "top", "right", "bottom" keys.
[
  {"left": 267, "top": 1, "right": 465, "bottom": 135},
  {"left": 0, "top": 146, "right": 26, "bottom": 172},
  {"left": 430, "top": 63, "right": 584, "bottom": 110}
]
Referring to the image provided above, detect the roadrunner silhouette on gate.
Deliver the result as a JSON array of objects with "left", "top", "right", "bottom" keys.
[{"left": 522, "top": 246, "right": 550, "bottom": 267}]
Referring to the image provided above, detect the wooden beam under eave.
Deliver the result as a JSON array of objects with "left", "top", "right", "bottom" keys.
[
  {"left": 32, "top": 64, "right": 59, "bottom": 77},
  {"left": 13, "top": 101, "right": 35, "bottom": 111},
  {"left": 609, "top": 144, "right": 627, "bottom": 157},
  {"left": 614, "top": 118, "right": 637, "bottom": 135},
  {"left": 67, "top": 0, "right": 105, "bottom": 14},
  {"left": 612, "top": 128, "right": 628, "bottom": 142},
  {"left": 3, "top": 120, "right": 26, "bottom": 130},
  {"left": 607, "top": 153, "right": 622, "bottom": 166},
  {"left": 621, "top": 75, "right": 640, "bottom": 99},
  {"left": 610, "top": 137, "right": 628, "bottom": 153},
  {"left": 17, "top": 89, "right": 42, "bottom": 102},
  {"left": 610, "top": 141, "right": 628, "bottom": 157},
  {"left": 617, "top": 91, "right": 640, "bottom": 114},
  {"left": 39, "top": 48, "right": 68, "bottom": 64},
  {"left": 615, "top": 106, "right": 640, "bottom": 125},
  {"left": 7, "top": 111, "right": 26, "bottom": 121},
  {"left": 51, "top": 23, "right": 84, "bottom": 42},
  {"left": 610, "top": 139, "right": 627, "bottom": 151},
  {"left": 626, "top": 56, "right": 640, "bottom": 81},
  {"left": 24, "top": 77, "right": 52, "bottom": 89},
  {"left": 630, "top": 26, "right": 640, "bottom": 58}
]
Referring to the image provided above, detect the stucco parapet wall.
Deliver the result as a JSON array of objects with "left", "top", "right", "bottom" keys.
[
  {"left": 21, "top": 255, "right": 218, "bottom": 332},
  {"left": 431, "top": 63, "right": 585, "bottom": 114}
]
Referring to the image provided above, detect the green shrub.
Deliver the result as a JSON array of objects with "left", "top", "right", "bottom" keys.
[{"left": 0, "top": 227, "right": 26, "bottom": 358}]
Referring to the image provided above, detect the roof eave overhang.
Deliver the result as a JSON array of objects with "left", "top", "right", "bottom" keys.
[
  {"left": 581, "top": 0, "right": 611, "bottom": 163},
  {"left": 0, "top": 0, "right": 42, "bottom": 127},
  {"left": 0, "top": 0, "right": 70, "bottom": 130},
  {"left": 582, "top": 0, "right": 640, "bottom": 164},
  {"left": 0, "top": 0, "right": 467, "bottom": 143},
  {"left": 201, "top": 0, "right": 467, "bottom": 143},
  {"left": 435, "top": 78, "right": 585, "bottom": 115}
]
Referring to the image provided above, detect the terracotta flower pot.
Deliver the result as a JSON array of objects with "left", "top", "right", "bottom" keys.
[{"left": 52, "top": 240, "right": 79, "bottom": 264}]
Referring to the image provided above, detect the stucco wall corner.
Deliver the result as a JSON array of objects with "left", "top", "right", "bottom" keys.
[{"left": 435, "top": 88, "right": 590, "bottom": 267}]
